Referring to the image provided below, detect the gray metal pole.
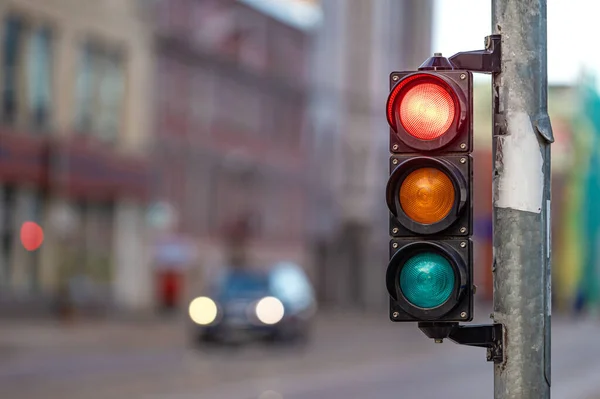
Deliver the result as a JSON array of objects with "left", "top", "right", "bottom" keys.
[{"left": 491, "top": 0, "right": 553, "bottom": 398}]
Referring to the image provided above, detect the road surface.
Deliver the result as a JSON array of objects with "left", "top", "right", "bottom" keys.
[{"left": 0, "top": 306, "right": 599, "bottom": 399}]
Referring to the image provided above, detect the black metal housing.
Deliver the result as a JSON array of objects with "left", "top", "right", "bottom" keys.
[
  {"left": 418, "top": 322, "right": 504, "bottom": 363},
  {"left": 386, "top": 64, "right": 474, "bottom": 326},
  {"left": 388, "top": 70, "right": 473, "bottom": 154},
  {"left": 388, "top": 239, "right": 473, "bottom": 322},
  {"left": 387, "top": 155, "right": 472, "bottom": 236},
  {"left": 448, "top": 35, "right": 501, "bottom": 74},
  {"left": 418, "top": 55, "right": 454, "bottom": 71}
]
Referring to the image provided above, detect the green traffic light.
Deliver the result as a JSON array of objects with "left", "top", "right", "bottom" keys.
[{"left": 399, "top": 252, "right": 455, "bottom": 309}]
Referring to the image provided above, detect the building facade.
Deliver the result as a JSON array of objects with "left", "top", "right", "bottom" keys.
[
  {"left": 308, "top": 0, "right": 433, "bottom": 310},
  {"left": 150, "top": 0, "right": 313, "bottom": 305},
  {"left": 0, "top": 0, "right": 153, "bottom": 314}
]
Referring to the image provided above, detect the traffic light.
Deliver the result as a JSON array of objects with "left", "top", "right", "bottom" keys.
[{"left": 385, "top": 55, "right": 473, "bottom": 323}]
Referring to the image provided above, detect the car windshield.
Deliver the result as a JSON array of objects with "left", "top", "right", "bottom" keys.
[
  {"left": 218, "top": 270, "right": 270, "bottom": 298},
  {"left": 269, "top": 264, "right": 314, "bottom": 308}
]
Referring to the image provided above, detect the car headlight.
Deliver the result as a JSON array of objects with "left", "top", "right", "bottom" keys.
[
  {"left": 189, "top": 296, "right": 218, "bottom": 325},
  {"left": 255, "top": 296, "right": 285, "bottom": 325}
]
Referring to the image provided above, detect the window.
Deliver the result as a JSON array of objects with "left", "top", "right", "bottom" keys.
[
  {"left": 271, "top": 99, "right": 292, "bottom": 145},
  {"left": 211, "top": 169, "right": 246, "bottom": 232},
  {"left": 214, "top": 76, "right": 260, "bottom": 134},
  {"left": 155, "top": 56, "right": 172, "bottom": 136},
  {"left": 261, "top": 181, "right": 280, "bottom": 238},
  {"left": 262, "top": 93, "right": 302, "bottom": 147},
  {"left": 85, "top": 202, "right": 114, "bottom": 285},
  {"left": 287, "top": 100, "right": 304, "bottom": 148},
  {"left": 74, "top": 45, "right": 93, "bottom": 130},
  {"left": 268, "top": 27, "right": 300, "bottom": 79},
  {"left": 1, "top": 15, "right": 53, "bottom": 130},
  {"left": 96, "top": 53, "right": 124, "bottom": 137},
  {"left": 26, "top": 27, "right": 52, "bottom": 129},
  {"left": 237, "top": 10, "right": 267, "bottom": 72},
  {"left": 183, "top": 157, "right": 213, "bottom": 235},
  {"left": 2, "top": 16, "right": 22, "bottom": 125},
  {"left": 189, "top": 67, "right": 213, "bottom": 135},
  {"left": 221, "top": 271, "right": 269, "bottom": 297},
  {"left": 0, "top": 185, "right": 16, "bottom": 288},
  {"left": 157, "top": 58, "right": 189, "bottom": 138},
  {"left": 74, "top": 43, "right": 125, "bottom": 142},
  {"left": 261, "top": 92, "right": 276, "bottom": 139},
  {"left": 287, "top": 186, "right": 305, "bottom": 238}
]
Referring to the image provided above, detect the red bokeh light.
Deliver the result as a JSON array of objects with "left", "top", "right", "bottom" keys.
[
  {"left": 399, "top": 82, "right": 455, "bottom": 140},
  {"left": 20, "top": 221, "right": 44, "bottom": 251}
]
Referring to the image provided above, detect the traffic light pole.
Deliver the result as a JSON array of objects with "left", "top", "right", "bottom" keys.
[{"left": 491, "top": 1, "right": 553, "bottom": 398}]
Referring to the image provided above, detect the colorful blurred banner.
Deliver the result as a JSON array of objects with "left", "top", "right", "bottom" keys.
[{"left": 559, "top": 74, "right": 600, "bottom": 312}]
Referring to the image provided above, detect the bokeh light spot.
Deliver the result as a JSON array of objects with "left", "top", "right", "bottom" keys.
[
  {"left": 20, "top": 221, "right": 44, "bottom": 251},
  {"left": 188, "top": 297, "right": 218, "bottom": 325},
  {"left": 256, "top": 297, "right": 285, "bottom": 325}
]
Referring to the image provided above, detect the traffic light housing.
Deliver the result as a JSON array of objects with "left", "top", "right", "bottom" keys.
[{"left": 386, "top": 58, "right": 474, "bottom": 323}]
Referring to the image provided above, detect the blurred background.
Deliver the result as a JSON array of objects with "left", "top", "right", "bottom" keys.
[{"left": 1, "top": 0, "right": 600, "bottom": 398}]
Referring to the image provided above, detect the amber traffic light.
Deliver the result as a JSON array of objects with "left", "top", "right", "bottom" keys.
[{"left": 399, "top": 167, "right": 455, "bottom": 224}]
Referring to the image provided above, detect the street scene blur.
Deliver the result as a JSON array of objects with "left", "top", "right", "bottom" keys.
[{"left": 1, "top": 0, "right": 600, "bottom": 398}]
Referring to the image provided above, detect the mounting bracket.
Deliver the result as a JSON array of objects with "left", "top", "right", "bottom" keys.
[
  {"left": 418, "top": 322, "right": 504, "bottom": 364},
  {"left": 449, "top": 34, "right": 501, "bottom": 74}
]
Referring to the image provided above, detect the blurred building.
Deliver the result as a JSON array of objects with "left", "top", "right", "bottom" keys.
[
  {"left": 308, "top": 0, "right": 433, "bottom": 310},
  {"left": 149, "top": 0, "right": 316, "bottom": 306},
  {"left": 0, "top": 0, "right": 153, "bottom": 314}
]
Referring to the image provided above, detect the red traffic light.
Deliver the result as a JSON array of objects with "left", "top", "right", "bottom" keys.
[
  {"left": 399, "top": 82, "right": 455, "bottom": 140},
  {"left": 387, "top": 72, "right": 470, "bottom": 152}
]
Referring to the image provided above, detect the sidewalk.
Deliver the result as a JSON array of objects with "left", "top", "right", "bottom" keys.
[
  {"left": 0, "top": 307, "right": 435, "bottom": 362},
  {"left": 0, "top": 316, "right": 185, "bottom": 357}
]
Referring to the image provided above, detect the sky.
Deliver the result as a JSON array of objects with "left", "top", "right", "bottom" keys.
[
  {"left": 238, "top": 0, "right": 322, "bottom": 30},
  {"left": 433, "top": 0, "right": 600, "bottom": 86}
]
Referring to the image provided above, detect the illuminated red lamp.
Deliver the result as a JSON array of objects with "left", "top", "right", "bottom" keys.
[
  {"left": 20, "top": 221, "right": 44, "bottom": 251},
  {"left": 386, "top": 72, "right": 470, "bottom": 152}
]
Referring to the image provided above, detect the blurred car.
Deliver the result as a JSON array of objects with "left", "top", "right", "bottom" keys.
[{"left": 188, "top": 262, "right": 317, "bottom": 346}]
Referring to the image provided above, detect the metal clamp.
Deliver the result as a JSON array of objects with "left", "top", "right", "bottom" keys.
[
  {"left": 418, "top": 322, "right": 504, "bottom": 364},
  {"left": 449, "top": 34, "right": 501, "bottom": 74}
]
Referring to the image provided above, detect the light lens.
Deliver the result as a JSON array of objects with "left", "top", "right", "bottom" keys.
[
  {"left": 189, "top": 296, "right": 218, "bottom": 325},
  {"left": 400, "top": 252, "right": 455, "bottom": 309},
  {"left": 256, "top": 296, "right": 285, "bottom": 325},
  {"left": 399, "top": 167, "right": 455, "bottom": 224},
  {"left": 399, "top": 82, "right": 455, "bottom": 140}
]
